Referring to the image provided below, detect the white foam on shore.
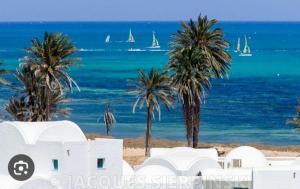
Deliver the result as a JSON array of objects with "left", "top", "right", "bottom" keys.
[
  {"left": 78, "top": 48, "right": 169, "bottom": 52},
  {"left": 79, "top": 48, "right": 105, "bottom": 52}
]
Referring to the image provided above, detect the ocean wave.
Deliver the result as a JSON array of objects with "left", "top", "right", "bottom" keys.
[
  {"left": 127, "top": 48, "right": 147, "bottom": 52},
  {"left": 78, "top": 48, "right": 169, "bottom": 52},
  {"left": 79, "top": 87, "right": 126, "bottom": 94},
  {"left": 79, "top": 48, "right": 105, "bottom": 52},
  {"left": 149, "top": 49, "right": 168, "bottom": 52}
]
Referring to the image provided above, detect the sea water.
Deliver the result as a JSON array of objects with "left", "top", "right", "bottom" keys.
[{"left": 1, "top": 21, "right": 300, "bottom": 145}]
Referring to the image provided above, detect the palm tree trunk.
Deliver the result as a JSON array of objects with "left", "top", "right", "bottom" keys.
[
  {"left": 192, "top": 98, "right": 200, "bottom": 148},
  {"left": 145, "top": 104, "right": 153, "bottom": 157},
  {"left": 183, "top": 95, "right": 193, "bottom": 147},
  {"left": 45, "top": 86, "right": 50, "bottom": 121},
  {"left": 106, "top": 125, "right": 110, "bottom": 136}
]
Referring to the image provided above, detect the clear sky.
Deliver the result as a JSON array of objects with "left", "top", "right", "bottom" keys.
[{"left": 1, "top": 0, "right": 300, "bottom": 22}]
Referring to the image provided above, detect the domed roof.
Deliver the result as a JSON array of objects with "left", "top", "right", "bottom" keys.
[
  {"left": 0, "top": 121, "right": 86, "bottom": 145},
  {"left": 135, "top": 165, "right": 176, "bottom": 177},
  {"left": 140, "top": 151, "right": 220, "bottom": 176},
  {"left": 225, "top": 146, "right": 267, "bottom": 168},
  {"left": 134, "top": 165, "right": 177, "bottom": 185}
]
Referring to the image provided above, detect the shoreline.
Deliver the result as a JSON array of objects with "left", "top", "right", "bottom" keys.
[{"left": 86, "top": 133, "right": 300, "bottom": 166}]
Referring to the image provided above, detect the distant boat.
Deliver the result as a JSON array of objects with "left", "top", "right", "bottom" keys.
[
  {"left": 105, "top": 35, "right": 110, "bottom": 43},
  {"left": 127, "top": 29, "right": 135, "bottom": 43},
  {"left": 234, "top": 38, "right": 241, "bottom": 53},
  {"left": 149, "top": 32, "right": 160, "bottom": 48},
  {"left": 239, "top": 36, "right": 252, "bottom": 57}
]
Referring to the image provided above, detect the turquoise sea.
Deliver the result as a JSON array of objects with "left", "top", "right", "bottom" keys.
[{"left": 1, "top": 22, "right": 300, "bottom": 145}]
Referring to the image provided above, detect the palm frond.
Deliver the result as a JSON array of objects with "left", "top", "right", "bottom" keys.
[{"left": 128, "top": 68, "right": 174, "bottom": 120}]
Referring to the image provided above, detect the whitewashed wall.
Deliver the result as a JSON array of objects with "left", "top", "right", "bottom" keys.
[{"left": 253, "top": 167, "right": 300, "bottom": 189}]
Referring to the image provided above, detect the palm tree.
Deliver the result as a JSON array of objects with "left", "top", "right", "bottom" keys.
[
  {"left": 0, "top": 61, "right": 10, "bottom": 85},
  {"left": 168, "top": 15, "right": 231, "bottom": 148},
  {"left": 21, "top": 32, "right": 80, "bottom": 121},
  {"left": 102, "top": 103, "right": 116, "bottom": 136},
  {"left": 6, "top": 32, "right": 79, "bottom": 121},
  {"left": 168, "top": 49, "right": 211, "bottom": 147},
  {"left": 6, "top": 64, "right": 71, "bottom": 121},
  {"left": 128, "top": 69, "right": 173, "bottom": 156}
]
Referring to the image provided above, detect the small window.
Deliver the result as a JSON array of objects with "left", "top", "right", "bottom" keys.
[
  {"left": 97, "top": 158, "right": 105, "bottom": 169},
  {"left": 52, "top": 159, "right": 59, "bottom": 171},
  {"left": 232, "top": 159, "right": 242, "bottom": 168}
]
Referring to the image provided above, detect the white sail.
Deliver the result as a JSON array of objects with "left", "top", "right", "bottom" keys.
[
  {"left": 239, "top": 35, "right": 252, "bottom": 57},
  {"left": 105, "top": 35, "right": 110, "bottom": 43},
  {"left": 235, "top": 38, "right": 240, "bottom": 52},
  {"left": 127, "top": 29, "right": 135, "bottom": 42},
  {"left": 150, "top": 32, "right": 160, "bottom": 48}
]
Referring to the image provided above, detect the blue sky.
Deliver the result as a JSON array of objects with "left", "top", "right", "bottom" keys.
[{"left": 1, "top": 0, "right": 300, "bottom": 21}]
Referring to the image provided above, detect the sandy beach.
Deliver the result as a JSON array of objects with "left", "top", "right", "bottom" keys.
[{"left": 86, "top": 133, "right": 300, "bottom": 166}]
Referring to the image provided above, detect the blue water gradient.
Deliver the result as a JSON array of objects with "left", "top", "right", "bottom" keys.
[{"left": 1, "top": 22, "right": 300, "bottom": 145}]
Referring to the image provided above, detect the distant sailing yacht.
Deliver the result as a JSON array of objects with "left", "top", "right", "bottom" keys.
[
  {"left": 127, "top": 29, "right": 135, "bottom": 43},
  {"left": 239, "top": 36, "right": 252, "bottom": 57},
  {"left": 234, "top": 38, "right": 241, "bottom": 53},
  {"left": 105, "top": 35, "right": 111, "bottom": 43},
  {"left": 149, "top": 32, "right": 160, "bottom": 48}
]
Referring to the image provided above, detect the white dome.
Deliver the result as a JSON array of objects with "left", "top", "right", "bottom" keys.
[
  {"left": 140, "top": 152, "right": 220, "bottom": 176},
  {"left": 225, "top": 146, "right": 267, "bottom": 168},
  {"left": 133, "top": 165, "right": 180, "bottom": 189},
  {"left": 135, "top": 165, "right": 176, "bottom": 177},
  {"left": 0, "top": 121, "right": 86, "bottom": 145}
]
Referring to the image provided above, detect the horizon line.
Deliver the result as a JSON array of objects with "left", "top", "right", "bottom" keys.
[{"left": 1, "top": 20, "right": 300, "bottom": 23}]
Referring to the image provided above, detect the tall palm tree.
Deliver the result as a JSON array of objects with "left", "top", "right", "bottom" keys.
[
  {"left": 168, "top": 49, "right": 211, "bottom": 147},
  {"left": 128, "top": 69, "right": 173, "bottom": 156},
  {"left": 168, "top": 15, "right": 231, "bottom": 148},
  {"left": 0, "top": 61, "right": 10, "bottom": 85},
  {"left": 21, "top": 32, "right": 80, "bottom": 121}
]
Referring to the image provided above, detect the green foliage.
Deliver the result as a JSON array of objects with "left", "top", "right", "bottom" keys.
[
  {"left": 6, "top": 32, "right": 79, "bottom": 121},
  {"left": 128, "top": 68, "right": 174, "bottom": 156},
  {"left": 168, "top": 15, "right": 232, "bottom": 147},
  {"left": 128, "top": 69, "right": 173, "bottom": 119}
]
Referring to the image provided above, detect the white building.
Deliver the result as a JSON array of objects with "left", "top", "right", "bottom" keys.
[
  {"left": 135, "top": 146, "right": 300, "bottom": 189},
  {"left": 0, "top": 121, "right": 125, "bottom": 189},
  {"left": 1, "top": 121, "right": 300, "bottom": 189}
]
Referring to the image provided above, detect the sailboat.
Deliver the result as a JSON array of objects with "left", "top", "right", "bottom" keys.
[
  {"left": 239, "top": 36, "right": 252, "bottom": 57},
  {"left": 105, "top": 35, "right": 111, "bottom": 43},
  {"left": 234, "top": 38, "right": 241, "bottom": 53},
  {"left": 149, "top": 32, "right": 160, "bottom": 48},
  {"left": 127, "top": 29, "right": 135, "bottom": 43}
]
